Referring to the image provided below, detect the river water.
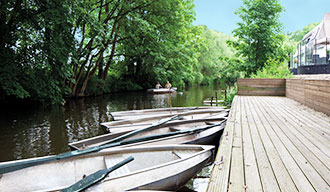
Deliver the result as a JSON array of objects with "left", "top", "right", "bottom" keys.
[{"left": 0, "top": 86, "right": 225, "bottom": 162}]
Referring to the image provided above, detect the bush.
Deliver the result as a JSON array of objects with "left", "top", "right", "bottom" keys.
[
  {"left": 226, "top": 85, "right": 237, "bottom": 104},
  {"left": 251, "top": 58, "right": 293, "bottom": 79}
]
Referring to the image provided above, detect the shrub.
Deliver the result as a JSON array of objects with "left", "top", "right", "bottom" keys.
[{"left": 251, "top": 58, "right": 293, "bottom": 79}]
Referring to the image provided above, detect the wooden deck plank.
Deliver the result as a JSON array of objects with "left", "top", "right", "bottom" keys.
[
  {"left": 245, "top": 97, "right": 298, "bottom": 192},
  {"left": 274, "top": 97, "right": 330, "bottom": 135},
  {"left": 270, "top": 97, "right": 330, "bottom": 140},
  {"left": 257, "top": 97, "right": 330, "bottom": 185},
  {"left": 263, "top": 97, "right": 330, "bottom": 169},
  {"left": 243, "top": 96, "right": 281, "bottom": 192},
  {"left": 255, "top": 96, "right": 329, "bottom": 192},
  {"left": 261, "top": 97, "right": 330, "bottom": 157},
  {"left": 207, "top": 97, "right": 238, "bottom": 192},
  {"left": 250, "top": 96, "right": 316, "bottom": 192},
  {"left": 208, "top": 96, "right": 330, "bottom": 192},
  {"left": 228, "top": 96, "right": 245, "bottom": 192},
  {"left": 264, "top": 97, "right": 330, "bottom": 158},
  {"left": 240, "top": 96, "right": 263, "bottom": 192}
]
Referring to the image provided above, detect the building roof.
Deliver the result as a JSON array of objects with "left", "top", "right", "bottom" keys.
[{"left": 303, "top": 13, "right": 330, "bottom": 43}]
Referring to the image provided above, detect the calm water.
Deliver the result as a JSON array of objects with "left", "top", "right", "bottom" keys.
[{"left": 0, "top": 86, "right": 224, "bottom": 162}]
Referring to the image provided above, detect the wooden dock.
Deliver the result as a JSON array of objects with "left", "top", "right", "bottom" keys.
[{"left": 207, "top": 96, "right": 330, "bottom": 192}]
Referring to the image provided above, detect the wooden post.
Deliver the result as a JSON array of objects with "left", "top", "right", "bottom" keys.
[
  {"left": 225, "top": 89, "right": 227, "bottom": 104},
  {"left": 211, "top": 96, "right": 213, "bottom": 106},
  {"left": 215, "top": 92, "right": 218, "bottom": 106}
]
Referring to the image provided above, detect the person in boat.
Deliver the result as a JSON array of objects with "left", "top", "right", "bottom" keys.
[
  {"left": 165, "top": 81, "right": 172, "bottom": 89},
  {"left": 155, "top": 82, "right": 162, "bottom": 89}
]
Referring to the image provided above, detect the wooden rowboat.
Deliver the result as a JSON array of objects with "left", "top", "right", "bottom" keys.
[
  {"left": 0, "top": 145, "right": 214, "bottom": 191},
  {"left": 69, "top": 117, "right": 227, "bottom": 150},
  {"left": 107, "top": 111, "right": 228, "bottom": 133},
  {"left": 146, "top": 88, "right": 177, "bottom": 94},
  {"left": 101, "top": 108, "right": 229, "bottom": 133},
  {"left": 110, "top": 106, "right": 225, "bottom": 121}
]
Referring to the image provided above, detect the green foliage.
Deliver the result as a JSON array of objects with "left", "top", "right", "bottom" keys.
[
  {"left": 1, "top": 0, "right": 301, "bottom": 104},
  {"left": 1, "top": 0, "right": 203, "bottom": 103},
  {"left": 218, "top": 56, "right": 245, "bottom": 87},
  {"left": 108, "top": 0, "right": 202, "bottom": 90},
  {"left": 251, "top": 58, "right": 293, "bottom": 79},
  {"left": 0, "top": 0, "right": 74, "bottom": 104},
  {"left": 226, "top": 85, "right": 237, "bottom": 104},
  {"left": 197, "top": 26, "right": 236, "bottom": 85},
  {"left": 230, "top": 0, "right": 284, "bottom": 76}
]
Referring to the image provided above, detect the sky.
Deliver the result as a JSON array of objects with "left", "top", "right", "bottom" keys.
[{"left": 193, "top": 0, "right": 330, "bottom": 35}]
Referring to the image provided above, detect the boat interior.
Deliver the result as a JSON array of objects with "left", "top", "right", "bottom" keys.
[
  {"left": 0, "top": 147, "right": 204, "bottom": 192},
  {"left": 104, "top": 149, "right": 200, "bottom": 179}
]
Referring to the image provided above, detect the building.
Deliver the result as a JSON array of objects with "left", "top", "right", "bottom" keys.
[{"left": 290, "top": 13, "right": 330, "bottom": 74}]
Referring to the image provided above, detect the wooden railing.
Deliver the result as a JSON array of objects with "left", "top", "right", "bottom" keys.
[
  {"left": 237, "top": 78, "right": 285, "bottom": 96},
  {"left": 236, "top": 77, "right": 330, "bottom": 115}
]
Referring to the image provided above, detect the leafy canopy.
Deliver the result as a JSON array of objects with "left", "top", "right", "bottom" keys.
[
  {"left": 230, "top": 0, "right": 284, "bottom": 76},
  {"left": 197, "top": 26, "right": 237, "bottom": 85}
]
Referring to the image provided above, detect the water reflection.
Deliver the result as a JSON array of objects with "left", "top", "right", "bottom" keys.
[{"left": 0, "top": 86, "right": 224, "bottom": 162}]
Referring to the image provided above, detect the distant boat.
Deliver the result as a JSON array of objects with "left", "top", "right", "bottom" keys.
[
  {"left": 101, "top": 108, "right": 229, "bottom": 133},
  {"left": 147, "top": 87, "right": 177, "bottom": 94},
  {"left": 69, "top": 118, "right": 226, "bottom": 150},
  {"left": 0, "top": 145, "right": 214, "bottom": 192}
]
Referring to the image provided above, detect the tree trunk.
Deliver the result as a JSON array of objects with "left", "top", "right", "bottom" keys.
[{"left": 101, "top": 27, "right": 119, "bottom": 89}]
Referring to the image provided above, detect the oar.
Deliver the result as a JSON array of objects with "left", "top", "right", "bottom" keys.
[
  {"left": 0, "top": 146, "right": 101, "bottom": 174},
  {"left": 102, "top": 115, "right": 181, "bottom": 144},
  {"left": 61, "top": 156, "right": 134, "bottom": 192},
  {"left": 107, "top": 119, "right": 227, "bottom": 146}
]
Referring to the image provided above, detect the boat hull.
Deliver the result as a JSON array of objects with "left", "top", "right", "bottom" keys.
[
  {"left": 147, "top": 88, "right": 177, "bottom": 94},
  {"left": 69, "top": 118, "right": 226, "bottom": 150},
  {"left": 129, "top": 155, "right": 209, "bottom": 191},
  {"left": 99, "top": 147, "right": 212, "bottom": 191},
  {"left": 0, "top": 145, "right": 214, "bottom": 192}
]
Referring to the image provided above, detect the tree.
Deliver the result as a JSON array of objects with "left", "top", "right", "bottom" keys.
[
  {"left": 197, "top": 26, "right": 236, "bottom": 85},
  {"left": 230, "top": 0, "right": 284, "bottom": 75},
  {"left": 99, "top": 0, "right": 202, "bottom": 91},
  {"left": 0, "top": 0, "right": 203, "bottom": 103},
  {"left": 68, "top": 0, "right": 201, "bottom": 97},
  {"left": 0, "top": 0, "right": 74, "bottom": 104}
]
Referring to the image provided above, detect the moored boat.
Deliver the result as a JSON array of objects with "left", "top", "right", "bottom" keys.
[
  {"left": 110, "top": 106, "right": 225, "bottom": 121},
  {"left": 0, "top": 145, "right": 214, "bottom": 192},
  {"left": 69, "top": 117, "right": 227, "bottom": 150},
  {"left": 101, "top": 108, "right": 229, "bottom": 133}
]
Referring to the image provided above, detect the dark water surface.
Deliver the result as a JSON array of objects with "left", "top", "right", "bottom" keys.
[{"left": 0, "top": 86, "right": 224, "bottom": 162}]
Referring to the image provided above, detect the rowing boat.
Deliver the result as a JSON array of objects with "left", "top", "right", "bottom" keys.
[
  {"left": 101, "top": 108, "right": 229, "bottom": 133},
  {"left": 146, "top": 88, "right": 177, "bottom": 94},
  {"left": 69, "top": 117, "right": 226, "bottom": 150},
  {"left": 110, "top": 106, "right": 225, "bottom": 121},
  {"left": 0, "top": 145, "right": 214, "bottom": 191}
]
